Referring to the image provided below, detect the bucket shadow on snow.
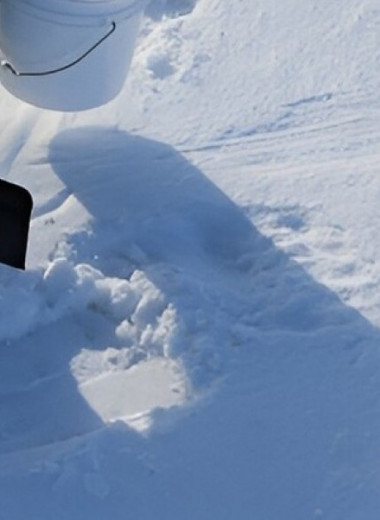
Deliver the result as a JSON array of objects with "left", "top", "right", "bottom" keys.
[
  {"left": 48, "top": 126, "right": 256, "bottom": 276},
  {"left": 45, "top": 127, "right": 380, "bottom": 517},
  {"left": 47, "top": 127, "right": 380, "bottom": 391},
  {"left": 47, "top": 127, "right": 265, "bottom": 389},
  {"left": 1, "top": 126, "right": 380, "bottom": 516},
  {"left": 46, "top": 126, "right": 380, "bottom": 366},
  {"left": 47, "top": 126, "right": 380, "bottom": 339}
]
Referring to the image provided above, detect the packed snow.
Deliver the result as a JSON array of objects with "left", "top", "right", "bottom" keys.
[{"left": 1, "top": 0, "right": 380, "bottom": 518}]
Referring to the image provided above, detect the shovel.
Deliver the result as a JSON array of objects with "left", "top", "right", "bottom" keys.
[{"left": 0, "top": 179, "right": 33, "bottom": 269}]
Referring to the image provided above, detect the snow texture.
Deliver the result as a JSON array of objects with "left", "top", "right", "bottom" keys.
[{"left": 1, "top": 0, "right": 380, "bottom": 518}]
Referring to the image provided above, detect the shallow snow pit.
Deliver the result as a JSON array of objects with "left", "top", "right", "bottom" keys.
[{"left": 72, "top": 356, "right": 188, "bottom": 433}]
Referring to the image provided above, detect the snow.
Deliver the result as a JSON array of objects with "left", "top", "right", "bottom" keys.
[{"left": 1, "top": 0, "right": 380, "bottom": 518}]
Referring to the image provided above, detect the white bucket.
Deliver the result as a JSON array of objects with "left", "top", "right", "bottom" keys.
[{"left": 0, "top": 0, "right": 146, "bottom": 111}]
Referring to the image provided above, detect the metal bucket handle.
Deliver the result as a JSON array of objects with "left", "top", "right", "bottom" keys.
[{"left": 0, "top": 21, "right": 116, "bottom": 77}]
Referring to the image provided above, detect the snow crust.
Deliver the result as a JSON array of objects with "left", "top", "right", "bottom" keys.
[{"left": 1, "top": 0, "right": 380, "bottom": 518}]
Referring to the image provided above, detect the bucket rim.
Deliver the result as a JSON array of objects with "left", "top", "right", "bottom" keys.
[{"left": 8, "top": 0, "right": 147, "bottom": 19}]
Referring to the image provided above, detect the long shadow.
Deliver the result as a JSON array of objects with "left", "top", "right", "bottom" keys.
[
  {"left": 2, "top": 126, "right": 380, "bottom": 518},
  {"left": 47, "top": 126, "right": 256, "bottom": 272},
  {"left": 46, "top": 127, "right": 380, "bottom": 518},
  {"left": 47, "top": 126, "right": 380, "bottom": 348}
]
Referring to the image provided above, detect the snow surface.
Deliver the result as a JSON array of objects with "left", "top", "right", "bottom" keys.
[{"left": 1, "top": 0, "right": 380, "bottom": 518}]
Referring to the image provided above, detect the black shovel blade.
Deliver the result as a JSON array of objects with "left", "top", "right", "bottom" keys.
[{"left": 0, "top": 179, "right": 33, "bottom": 270}]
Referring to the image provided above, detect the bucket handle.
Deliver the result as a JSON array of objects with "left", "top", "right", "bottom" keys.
[{"left": 0, "top": 21, "right": 116, "bottom": 77}]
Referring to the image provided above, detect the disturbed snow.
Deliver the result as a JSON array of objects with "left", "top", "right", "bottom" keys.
[{"left": 1, "top": 0, "right": 380, "bottom": 518}]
